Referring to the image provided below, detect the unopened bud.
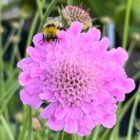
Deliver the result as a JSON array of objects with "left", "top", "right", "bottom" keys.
[
  {"left": 100, "top": 16, "right": 112, "bottom": 24},
  {"left": 0, "top": 26, "right": 4, "bottom": 33},
  {"left": 32, "top": 117, "right": 41, "bottom": 130},
  {"left": 11, "top": 21, "right": 21, "bottom": 29},
  {"left": 19, "top": 5, "right": 32, "bottom": 19},
  {"left": 15, "top": 112, "right": 23, "bottom": 123},
  {"left": 131, "top": 33, "right": 140, "bottom": 41},
  {"left": 10, "top": 36, "right": 20, "bottom": 44}
]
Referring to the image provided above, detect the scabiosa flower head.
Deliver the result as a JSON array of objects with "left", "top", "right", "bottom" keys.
[
  {"left": 62, "top": 5, "right": 92, "bottom": 30},
  {"left": 17, "top": 21, "right": 135, "bottom": 136}
]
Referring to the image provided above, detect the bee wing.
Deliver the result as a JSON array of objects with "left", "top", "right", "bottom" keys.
[
  {"left": 54, "top": 16, "right": 62, "bottom": 22},
  {"left": 46, "top": 17, "right": 54, "bottom": 23}
]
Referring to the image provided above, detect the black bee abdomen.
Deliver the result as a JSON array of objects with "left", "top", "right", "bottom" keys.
[{"left": 46, "top": 34, "right": 58, "bottom": 42}]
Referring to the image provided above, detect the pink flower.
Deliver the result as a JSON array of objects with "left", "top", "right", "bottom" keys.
[{"left": 17, "top": 21, "right": 135, "bottom": 136}]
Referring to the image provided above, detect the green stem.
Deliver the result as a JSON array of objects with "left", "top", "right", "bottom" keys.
[
  {"left": 0, "top": 5, "right": 2, "bottom": 50},
  {"left": 38, "top": 0, "right": 59, "bottom": 32},
  {"left": 133, "top": 71, "right": 140, "bottom": 81},
  {"left": 26, "top": 12, "right": 39, "bottom": 56},
  {"left": 42, "top": 129, "right": 49, "bottom": 140},
  {"left": 73, "top": 134, "right": 77, "bottom": 140},
  {"left": 92, "top": 126, "right": 100, "bottom": 140},
  {"left": 18, "top": 106, "right": 28, "bottom": 140},
  {"left": 102, "top": 24, "right": 107, "bottom": 37},
  {"left": 36, "top": 132, "right": 42, "bottom": 140},
  {"left": 118, "top": 92, "right": 137, "bottom": 122},
  {"left": 109, "top": 124, "right": 119, "bottom": 140},
  {"left": 3, "top": 28, "right": 16, "bottom": 55},
  {"left": 138, "top": 134, "right": 140, "bottom": 140},
  {"left": 125, "top": 40, "right": 136, "bottom": 67},
  {"left": 0, "top": 115, "right": 15, "bottom": 140},
  {"left": 59, "top": 131, "right": 64, "bottom": 140},
  {"left": 9, "top": 20, "right": 24, "bottom": 73},
  {"left": 76, "top": 135, "right": 83, "bottom": 140},
  {"left": 126, "top": 89, "right": 140, "bottom": 140},
  {"left": 128, "top": 40, "right": 136, "bottom": 55},
  {"left": 0, "top": 82, "right": 19, "bottom": 113},
  {"left": 0, "top": 81, "right": 19, "bottom": 103},
  {"left": 13, "top": 19, "right": 24, "bottom": 61},
  {"left": 28, "top": 107, "right": 32, "bottom": 140},
  {"left": 53, "top": 132, "right": 60, "bottom": 140},
  {"left": 122, "top": 0, "right": 132, "bottom": 49},
  {"left": 36, "top": 0, "right": 43, "bottom": 19},
  {"left": 0, "top": 5, "right": 4, "bottom": 96},
  {"left": 100, "top": 129, "right": 110, "bottom": 140},
  {"left": 4, "top": 106, "right": 10, "bottom": 121}
]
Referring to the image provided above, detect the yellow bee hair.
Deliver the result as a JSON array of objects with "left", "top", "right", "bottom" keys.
[{"left": 43, "top": 26, "right": 59, "bottom": 36}]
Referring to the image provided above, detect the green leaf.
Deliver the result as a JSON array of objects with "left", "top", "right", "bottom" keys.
[{"left": 0, "top": 115, "right": 15, "bottom": 140}]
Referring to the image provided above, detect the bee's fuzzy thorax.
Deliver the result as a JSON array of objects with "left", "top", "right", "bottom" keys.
[{"left": 43, "top": 26, "right": 59, "bottom": 36}]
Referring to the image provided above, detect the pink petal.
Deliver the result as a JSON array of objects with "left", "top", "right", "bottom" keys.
[
  {"left": 32, "top": 33, "right": 47, "bottom": 48},
  {"left": 88, "top": 27, "right": 101, "bottom": 41},
  {"left": 67, "top": 21, "right": 83, "bottom": 35},
  {"left": 99, "top": 37, "right": 109, "bottom": 51},
  {"left": 39, "top": 91, "right": 56, "bottom": 102},
  {"left": 20, "top": 89, "right": 42, "bottom": 109},
  {"left": 64, "top": 117, "right": 78, "bottom": 133},
  {"left": 70, "top": 107, "right": 82, "bottom": 119},
  {"left": 123, "top": 78, "right": 135, "bottom": 93},
  {"left": 48, "top": 117, "right": 64, "bottom": 131},
  {"left": 101, "top": 114, "right": 117, "bottom": 128},
  {"left": 110, "top": 47, "right": 128, "bottom": 65},
  {"left": 26, "top": 47, "right": 46, "bottom": 62},
  {"left": 41, "top": 103, "right": 57, "bottom": 119},
  {"left": 17, "top": 58, "right": 32, "bottom": 70},
  {"left": 55, "top": 105, "right": 67, "bottom": 120},
  {"left": 19, "top": 72, "right": 31, "bottom": 86}
]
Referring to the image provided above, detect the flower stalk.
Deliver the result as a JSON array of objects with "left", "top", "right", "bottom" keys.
[
  {"left": 38, "top": 0, "right": 59, "bottom": 32},
  {"left": 127, "top": 87, "right": 140, "bottom": 140},
  {"left": 122, "top": 0, "right": 133, "bottom": 49}
]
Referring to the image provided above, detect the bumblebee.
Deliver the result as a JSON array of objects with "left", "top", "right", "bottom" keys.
[{"left": 42, "top": 17, "right": 65, "bottom": 43}]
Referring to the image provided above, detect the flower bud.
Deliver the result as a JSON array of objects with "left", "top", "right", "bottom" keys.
[
  {"left": 62, "top": 6, "right": 92, "bottom": 30},
  {"left": 32, "top": 117, "right": 41, "bottom": 130}
]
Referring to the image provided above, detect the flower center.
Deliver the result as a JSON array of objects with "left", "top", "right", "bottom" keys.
[
  {"left": 56, "top": 64, "right": 89, "bottom": 95},
  {"left": 47, "top": 61, "right": 95, "bottom": 106}
]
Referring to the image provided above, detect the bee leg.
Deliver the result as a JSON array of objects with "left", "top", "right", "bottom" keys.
[
  {"left": 51, "top": 41, "right": 55, "bottom": 47},
  {"left": 38, "top": 39, "right": 42, "bottom": 44},
  {"left": 42, "top": 34, "right": 45, "bottom": 43},
  {"left": 54, "top": 39, "right": 58, "bottom": 46},
  {"left": 57, "top": 38, "right": 60, "bottom": 43}
]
